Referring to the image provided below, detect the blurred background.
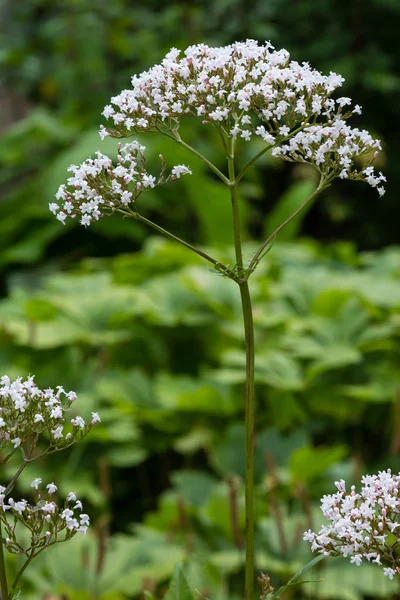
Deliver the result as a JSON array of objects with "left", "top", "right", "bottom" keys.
[{"left": 1, "top": 0, "right": 400, "bottom": 598}]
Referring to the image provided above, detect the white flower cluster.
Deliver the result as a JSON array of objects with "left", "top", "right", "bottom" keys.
[
  {"left": 0, "top": 375, "right": 100, "bottom": 453},
  {"left": 101, "top": 39, "right": 352, "bottom": 143},
  {"left": 98, "top": 39, "right": 384, "bottom": 195},
  {"left": 51, "top": 141, "right": 192, "bottom": 227},
  {"left": 272, "top": 120, "right": 386, "bottom": 194},
  {"left": 304, "top": 470, "right": 400, "bottom": 580},
  {"left": 0, "top": 482, "right": 89, "bottom": 555}
]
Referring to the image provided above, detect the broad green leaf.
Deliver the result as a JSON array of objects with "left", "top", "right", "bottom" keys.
[
  {"left": 163, "top": 563, "right": 196, "bottom": 600},
  {"left": 290, "top": 445, "right": 348, "bottom": 483},
  {"left": 154, "top": 373, "right": 239, "bottom": 415},
  {"left": 171, "top": 470, "right": 217, "bottom": 507}
]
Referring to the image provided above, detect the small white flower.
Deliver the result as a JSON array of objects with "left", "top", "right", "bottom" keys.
[
  {"left": 56, "top": 211, "right": 67, "bottom": 224},
  {"left": 80, "top": 513, "right": 90, "bottom": 526},
  {"left": 50, "top": 406, "right": 63, "bottom": 419},
  {"left": 71, "top": 416, "right": 85, "bottom": 429},
  {"left": 51, "top": 425, "right": 63, "bottom": 439},
  {"left": 61, "top": 508, "right": 74, "bottom": 520},
  {"left": 46, "top": 483, "right": 58, "bottom": 495},
  {"left": 30, "top": 478, "right": 42, "bottom": 490},
  {"left": 42, "top": 502, "right": 56, "bottom": 514},
  {"left": 80, "top": 214, "right": 92, "bottom": 227},
  {"left": 141, "top": 174, "right": 156, "bottom": 188},
  {"left": 171, "top": 165, "right": 192, "bottom": 179},
  {"left": 337, "top": 96, "right": 352, "bottom": 107},
  {"left": 78, "top": 525, "right": 88, "bottom": 535},
  {"left": 384, "top": 568, "right": 396, "bottom": 580},
  {"left": 91, "top": 412, "right": 101, "bottom": 424}
]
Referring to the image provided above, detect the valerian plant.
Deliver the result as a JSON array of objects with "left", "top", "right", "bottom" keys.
[
  {"left": 0, "top": 375, "right": 100, "bottom": 599},
  {"left": 51, "top": 40, "right": 387, "bottom": 598}
]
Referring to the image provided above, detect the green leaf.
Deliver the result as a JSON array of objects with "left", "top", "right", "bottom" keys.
[
  {"left": 269, "top": 554, "right": 325, "bottom": 599},
  {"left": 290, "top": 445, "right": 348, "bottom": 483},
  {"left": 171, "top": 470, "right": 217, "bottom": 507},
  {"left": 306, "top": 344, "right": 362, "bottom": 380},
  {"left": 24, "top": 297, "right": 58, "bottom": 322},
  {"left": 154, "top": 373, "right": 239, "bottom": 415},
  {"left": 287, "top": 553, "right": 325, "bottom": 584},
  {"left": 163, "top": 564, "right": 196, "bottom": 600}
]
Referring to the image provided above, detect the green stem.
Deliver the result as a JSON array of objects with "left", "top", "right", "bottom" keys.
[
  {"left": 0, "top": 522, "right": 9, "bottom": 600},
  {"left": 227, "top": 138, "right": 256, "bottom": 600},
  {"left": 174, "top": 134, "right": 231, "bottom": 186},
  {"left": 9, "top": 551, "right": 35, "bottom": 599},
  {"left": 239, "top": 280, "right": 256, "bottom": 600},
  {"left": 130, "top": 212, "right": 237, "bottom": 280},
  {"left": 227, "top": 140, "right": 244, "bottom": 274},
  {"left": 235, "top": 144, "right": 273, "bottom": 184},
  {"left": 248, "top": 178, "right": 326, "bottom": 273}
]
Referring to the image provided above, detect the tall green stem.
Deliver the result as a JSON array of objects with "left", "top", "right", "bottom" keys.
[
  {"left": 227, "top": 142, "right": 256, "bottom": 600},
  {"left": 227, "top": 141, "right": 244, "bottom": 273},
  {"left": 0, "top": 522, "right": 9, "bottom": 600},
  {"left": 239, "top": 280, "right": 256, "bottom": 600}
]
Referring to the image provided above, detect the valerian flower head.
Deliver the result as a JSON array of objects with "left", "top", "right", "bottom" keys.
[
  {"left": 304, "top": 469, "right": 400, "bottom": 580},
  {"left": 52, "top": 141, "right": 192, "bottom": 227},
  {"left": 0, "top": 375, "right": 99, "bottom": 455},
  {"left": 100, "top": 39, "right": 350, "bottom": 141},
  {"left": 0, "top": 482, "right": 89, "bottom": 556},
  {"left": 98, "top": 39, "right": 384, "bottom": 195}
]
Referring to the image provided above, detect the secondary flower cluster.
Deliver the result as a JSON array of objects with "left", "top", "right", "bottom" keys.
[
  {"left": 100, "top": 39, "right": 352, "bottom": 143},
  {"left": 0, "top": 375, "right": 100, "bottom": 454},
  {"left": 272, "top": 120, "right": 385, "bottom": 194},
  {"left": 304, "top": 470, "right": 400, "bottom": 580},
  {"left": 52, "top": 141, "right": 192, "bottom": 227},
  {"left": 0, "top": 481, "right": 89, "bottom": 555}
]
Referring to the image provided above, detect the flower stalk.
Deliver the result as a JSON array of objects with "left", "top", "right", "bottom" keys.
[{"left": 239, "top": 280, "right": 256, "bottom": 600}]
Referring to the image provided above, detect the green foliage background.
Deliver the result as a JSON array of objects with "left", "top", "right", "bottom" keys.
[{"left": 1, "top": 0, "right": 400, "bottom": 598}]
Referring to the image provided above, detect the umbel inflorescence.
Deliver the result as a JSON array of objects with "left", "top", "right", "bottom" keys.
[
  {"left": 0, "top": 375, "right": 100, "bottom": 451},
  {"left": 51, "top": 141, "right": 192, "bottom": 227},
  {"left": 0, "top": 376, "right": 100, "bottom": 557},
  {"left": 2, "top": 484, "right": 89, "bottom": 555},
  {"left": 304, "top": 470, "right": 400, "bottom": 580},
  {"left": 53, "top": 39, "right": 385, "bottom": 228}
]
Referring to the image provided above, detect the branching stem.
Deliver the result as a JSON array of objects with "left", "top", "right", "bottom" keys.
[
  {"left": 125, "top": 210, "right": 237, "bottom": 280},
  {"left": 173, "top": 133, "right": 231, "bottom": 186},
  {"left": 248, "top": 177, "right": 326, "bottom": 272}
]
